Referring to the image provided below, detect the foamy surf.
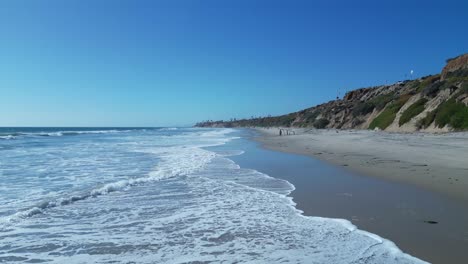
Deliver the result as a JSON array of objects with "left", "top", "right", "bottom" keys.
[
  {"left": 0, "top": 130, "right": 232, "bottom": 228},
  {"left": 0, "top": 128, "right": 140, "bottom": 140},
  {"left": 0, "top": 127, "right": 426, "bottom": 263}
]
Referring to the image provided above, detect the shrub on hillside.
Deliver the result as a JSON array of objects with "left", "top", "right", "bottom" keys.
[
  {"left": 352, "top": 101, "right": 375, "bottom": 116},
  {"left": 445, "top": 67, "right": 468, "bottom": 79},
  {"left": 417, "top": 110, "right": 436, "bottom": 129},
  {"left": 434, "top": 98, "right": 468, "bottom": 129},
  {"left": 277, "top": 114, "right": 296, "bottom": 127},
  {"left": 417, "top": 75, "right": 440, "bottom": 92},
  {"left": 368, "top": 104, "right": 399, "bottom": 130},
  {"left": 313, "top": 118, "right": 330, "bottom": 129},
  {"left": 372, "top": 92, "right": 396, "bottom": 110},
  {"left": 352, "top": 118, "right": 365, "bottom": 126},
  {"left": 351, "top": 92, "right": 398, "bottom": 118},
  {"left": 399, "top": 98, "right": 428, "bottom": 126},
  {"left": 303, "top": 110, "right": 320, "bottom": 123},
  {"left": 369, "top": 94, "right": 411, "bottom": 130},
  {"left": 461, "top": 81, "right": 468, "bottom": 94},
  {"left": 422, "top": 81, "right": 449, "bottom": 97},
  {"left": 410, "top": 80, "right": 421, "bottom": 89}
]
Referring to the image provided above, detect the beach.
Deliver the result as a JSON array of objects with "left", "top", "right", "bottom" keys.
[
  {"left": 254, "top": 128, "right": 468, "bottom": 203},
  {"left": 1, "top": 127, "right": 467, "bottom": 263},
  {"left": 242, "top": 128, "right": 468, "bottom": 263}
]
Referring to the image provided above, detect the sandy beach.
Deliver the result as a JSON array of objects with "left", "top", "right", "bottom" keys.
[
  {"left": 254, "top": 128, "right": 468, "bottom": 204},
  {"left": 223, "top": 129, "right": 468, "bottom": 263}
]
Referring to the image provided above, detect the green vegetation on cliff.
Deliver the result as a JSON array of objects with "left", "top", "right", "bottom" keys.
[
  {"left": 369, "top": 95, "right": 411, "bottom": 130},
  {"left": 417, "top": 96, "right": 468, "bottom": 130},
  {"left": 399, "top": 98, "right": 428, "bottom": 126},
  {"left": 434, "top": 98, "right": 468, "bottom": 130},
  {"left": 352, "top": 92, "right": 396, "bottom": 117},
  {"left": 445, "top": 68, "right": 468, "bottom": 82},
  {"left": 462, "top": 81, "right": 468, "bottom": 94},
  {"left": 313, "top": 118, "right": 330, "bottom": 129},
  {"left": 416, "top": 75, "right": 440, "bottom": 92},
  {"left": 417, "top": 111, "right": 437, "bottom": 129}
]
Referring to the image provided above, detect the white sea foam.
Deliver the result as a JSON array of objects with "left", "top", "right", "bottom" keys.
[
  {"left": 39, "top": 131, "right": 64, "bottom": 136},
  {"left": 0, "top": 128, "right": 236, "bottom": 228},
  {"left": 0, "top": 128, "right": 426, "bottom": 263},
  {"left": 0, "top": 129, "right": 133, "bottom": 140}
]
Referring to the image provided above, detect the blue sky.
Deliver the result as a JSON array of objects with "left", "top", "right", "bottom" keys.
[{"left": 0, "top": 0, "right": 467, "bottom": 127}]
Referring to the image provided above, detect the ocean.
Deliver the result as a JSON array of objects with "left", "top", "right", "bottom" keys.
[{"left": 0, "top": 127, "right": 424, "bottom": 263}]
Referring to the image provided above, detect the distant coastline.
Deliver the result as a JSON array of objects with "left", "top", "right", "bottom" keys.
[{"left": 196, "top": 53, "right": 468, "bottom": 133}]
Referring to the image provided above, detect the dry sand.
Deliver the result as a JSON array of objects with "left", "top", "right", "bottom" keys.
[{"left": 254, "top": 128, "right": 468, "bottom": 203}]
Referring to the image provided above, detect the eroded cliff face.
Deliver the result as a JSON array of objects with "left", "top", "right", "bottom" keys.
[
  {"left": 196, "top": 54, "right": 468, "bottom": 132},
  {"left": 441, "top": 54, "right": 468, "bottom": 80}
]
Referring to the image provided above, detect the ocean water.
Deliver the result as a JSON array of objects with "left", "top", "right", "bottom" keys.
[{"left": 0, "top": 127, "right": 425, "bottom": 263}]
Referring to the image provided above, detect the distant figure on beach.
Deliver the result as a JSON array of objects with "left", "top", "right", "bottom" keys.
[{"left": 279, "top": 129, "right": 282, "bottom": 136}]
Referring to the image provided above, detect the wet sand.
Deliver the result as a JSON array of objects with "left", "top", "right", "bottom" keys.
[
  {"left": 220, "top": 129, "right": 468, "bottom": 264},
  {"left": 255, "top": 128, "right": 468, "bottom": 203}
]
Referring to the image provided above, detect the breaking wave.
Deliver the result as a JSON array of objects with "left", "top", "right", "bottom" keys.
[
  {"left": 0, "top": 127, "right": 426, "bottom": 263},
  {"left": 0, "top": 129, "right": 236, "bottom": 228},
  {"left": 0, "top": 129, "right": 134, "bottom": 140}
]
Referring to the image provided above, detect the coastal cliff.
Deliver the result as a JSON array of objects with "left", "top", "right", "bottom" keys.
[{"left": 196, "top": 54, "right": 468, "bottom": 132}]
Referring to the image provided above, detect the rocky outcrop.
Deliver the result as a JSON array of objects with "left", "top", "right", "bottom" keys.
[
  {"left": 441, "top": 54, "right": 468, "bottom": 80},
  {"left": 196, "top": 54, "right": 468, "bottom": 132},
  {"left": 343, "top": 87, "right": 372, "bottom": 101}
]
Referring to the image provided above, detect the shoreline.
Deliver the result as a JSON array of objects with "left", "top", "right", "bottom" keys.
[
  {"left": 228, "top": 128, "right": 468, "bottom": 263},
  {"left": 252, "top": 127, "right": 468, "bottom": 204}
]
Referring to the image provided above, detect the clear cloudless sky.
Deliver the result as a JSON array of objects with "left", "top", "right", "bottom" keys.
[{"left": 0, "top": 0, "right": 467, "bottom": 127}]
